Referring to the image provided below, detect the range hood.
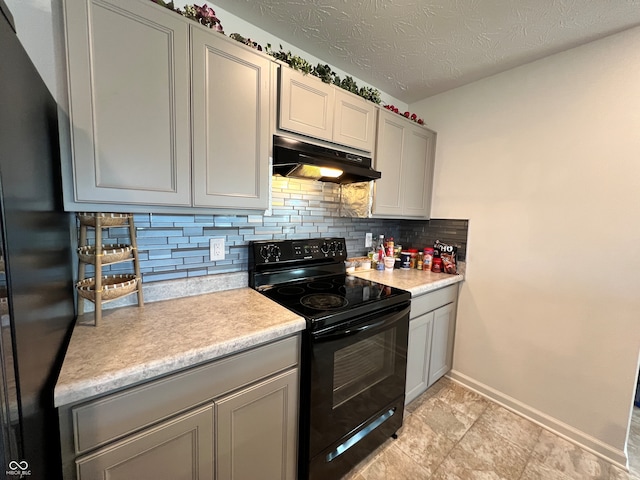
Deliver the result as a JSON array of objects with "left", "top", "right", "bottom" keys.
[{"left": 272, "top": 135, "right": 381, "bottom": 184}]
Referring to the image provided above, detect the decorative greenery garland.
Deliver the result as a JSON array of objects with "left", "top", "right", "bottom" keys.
[
  {"left": 150, "top": 1, "right": 382, "bottom": 105},
  {"left": 150, "top": 2, "right": 427, "bottom": 124}
]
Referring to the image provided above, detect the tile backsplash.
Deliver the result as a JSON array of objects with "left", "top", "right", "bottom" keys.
[{"left": 82, "top": 176, "right": 467, "bottom": 283}]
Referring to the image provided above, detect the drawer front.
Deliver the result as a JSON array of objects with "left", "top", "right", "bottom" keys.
[
  {"left": 76, "top": 404, "right": 214, "bottom": 480},
  {"left": 410, "top": 284, "right": 458, "bottom": 319},
  {"left": 72, "top": 335, "right": 299, "bottom": 455}
]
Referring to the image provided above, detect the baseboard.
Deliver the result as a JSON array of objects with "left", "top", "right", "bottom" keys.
[{"left": 447, "top": 369, "right": 629, "bottom": 470}]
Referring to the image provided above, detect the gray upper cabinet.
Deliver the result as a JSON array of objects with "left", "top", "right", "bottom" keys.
[
  {"left": 332, "top": 88, "right": 377, "bottom": 152},
  {"left": 191, "top": 27, "right": 273, "bottom": 210},
  {"left": 63, "top": 0, "right": 191, "bottom": 206},
  {"left": 279, "top": 68, "right": 376, "bottom": 152},
  {"left": 62, "top": 0, "right": 273, "bottom": 212},
  {"left": 373, "top": 108, "right": 436, "bottom": 219},
  {"left": 279, "top": 67, "right": 335, "bottom": 143}
]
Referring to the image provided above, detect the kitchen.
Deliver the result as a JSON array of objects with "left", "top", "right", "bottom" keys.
[{"left": 1, "top": 0, "right": 639, "bottom": 479}]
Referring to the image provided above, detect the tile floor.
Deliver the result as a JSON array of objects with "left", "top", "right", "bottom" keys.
[{"left": 345, "top": 378, "right": 640, "bottom": 480}]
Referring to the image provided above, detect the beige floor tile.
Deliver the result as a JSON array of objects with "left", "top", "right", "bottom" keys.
[
  {"left": 344, "top": 382, "right": 631, "bottom": 480},
  {"left": 609, "top": 465, "right": 640, "bottom": 480},
  {"left": 406, "top": 376, "right": 453, "bottom": 413},
  {"left": 431, "top": 461, "right": 505, "bottom": 480},
  {"left": 475, "top": 402, "right": 542, "bottom": 453},
  {"left": 412, "top": 397, "right": 477, "bottom": 443},
  {"left": 520, "top": 459, "right": 576, "bottom": 480},
  {"left": 444, "top": 421, "right": 529, "bottom": 480},
  {"left": 345, "top": 474, "right": 367, "bottom": 480},
  {"left": 531, "top": 429, "right": 610, "bottom": 479},
  {"left": 434, "top": 381, "right": 491, "bottom": 420},
  {"left": 393, "top": 411, "right": 457, "bottom": 476},
  {"left": 358, "top": 443, "right": 431, "bottom": 480}
]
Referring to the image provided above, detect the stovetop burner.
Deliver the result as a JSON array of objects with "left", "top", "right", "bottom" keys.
[
  {"left": 300, "top": 293, "right": 348, "bottom": 310},
  {"left": 307, "top": 281, "right": 333, "bottom": 290},
  {"left": 277, "top": 286, "right": 306, "bottom": 296}
]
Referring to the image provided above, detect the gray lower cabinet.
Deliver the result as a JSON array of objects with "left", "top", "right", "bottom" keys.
[
  {"left": 405, "top": 285, "right": 458, "bottom": 405},
  {"left": 428, "top": 302, "right": 456, "bottom": 386},
  {"left": 59, "top": 335, "right": 300, "bottom": 480},
  {"left": 405, "top": 310, "right": 434, "bottom": 403},
  {"left": 76, "top": 404, "right": 214, "bottom": 480},
  {"left": 216, "top": 369, "right": 298, "bottom": 480}
]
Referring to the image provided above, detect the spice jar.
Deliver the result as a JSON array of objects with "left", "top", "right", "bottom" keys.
[
  {"left": 431, "top": 257, "right": 442, "bottom": 273},
  {"left": 417, "top": 252, "right": 424, "bottom": 270},
  {"left": 408, "top": 249, "right": 418, "bottom": 269},
  {"left": 423, "top": 248, "right": 434, "bottom": 271}
]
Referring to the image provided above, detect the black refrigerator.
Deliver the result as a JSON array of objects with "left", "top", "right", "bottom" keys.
[{"left": 0, "top": 2, "right": 76, "bottom": 479}]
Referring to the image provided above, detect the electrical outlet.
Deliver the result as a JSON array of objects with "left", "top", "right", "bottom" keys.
[
  {"left": 365, "top": 233, "right": 373, "bottom": 248},
  {"left": 209, "top": 238, "right": 225, "bottom": 261}
]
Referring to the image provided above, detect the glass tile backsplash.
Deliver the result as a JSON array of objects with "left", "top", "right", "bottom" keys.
[{"left": 80, "top": 177, "right": 468, "bottom": 282}]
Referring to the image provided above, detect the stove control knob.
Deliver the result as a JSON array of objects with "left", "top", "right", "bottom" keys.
[
  {"left": 270, "top": 245, "right": 281, "bottom": 260},
  {"left": 336, "top": 242, "right": 344, "bottom": 253},
  {"left": 320, "top": 242, "right": 329, "bottom": 254},
  {"left": 329, "top": 242, "right": 336, "bottom": 252},
  {"left": 259, "top": 245, "right": 270, "bottom": 260}
]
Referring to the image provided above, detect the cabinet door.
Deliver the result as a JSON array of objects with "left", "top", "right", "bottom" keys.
[
  {"left": 191, "top": 29, "right": 271, "bottom": 209},
  {"left": 402, "top": 125, "right": 436, "bottom": 218},
  {"left": 333, "top": 89, "right": 376, "bottom": 152},
  {"left": 216, "top": 368, "right": 298, "bottom": 480},
  {"left": 64, "top": 0, "right": 191, "bottom": 205},
  {"left": 76, "top": 404, "right": 214, "bottom": 480},
  {"left": 428, "top": 303, "right": 456, "bottom": 387},
  {"left": 279, "top": 68, "right": 334, "bottom": 142},
  {"left": 405, "top": 312, "right": 434, "bottom": 405},
  {"left": 373, "top": 109, "right": 405, "bottom": 216}
]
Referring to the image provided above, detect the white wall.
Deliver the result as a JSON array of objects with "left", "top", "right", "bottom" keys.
[{"left": 411, "top": 26, "right": 640, "bottom": 465}]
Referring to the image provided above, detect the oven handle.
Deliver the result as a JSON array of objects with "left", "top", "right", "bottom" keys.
[{"left": 313, "top": 304, "right": 409, "bottom": 341}]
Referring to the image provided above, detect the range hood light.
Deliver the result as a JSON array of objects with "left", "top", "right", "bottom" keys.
[
  {"left": 319, "top": 167, "right": 343, "bottom": 178},
  {"left": 272, "top": 136, "right": 381, "bottom": 184}
]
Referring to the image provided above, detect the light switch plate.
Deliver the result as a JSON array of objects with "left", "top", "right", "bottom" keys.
[
  {"left": 210, "top": 238, "right": 225, "bottom": 261},
  {"left": 365, "top": 233, "right": 373, "bottom": 248}
]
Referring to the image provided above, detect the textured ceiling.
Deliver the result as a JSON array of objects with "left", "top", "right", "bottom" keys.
[{"left": 211, "top": 0, "right": 640, "bottom": 103}]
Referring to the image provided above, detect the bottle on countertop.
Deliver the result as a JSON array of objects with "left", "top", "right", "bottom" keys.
[
  {"left": 423, "top": 247, "right": 434, "bottom": 271},
  {"left": 376, "top": 234, "right": 386, "bottom": 270},
  {"left": 386, "top": 237, "right": 394, "bottom": 257}
]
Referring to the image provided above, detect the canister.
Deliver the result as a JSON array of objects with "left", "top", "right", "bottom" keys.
[{"left": 400, "top": 251, "right": 411, "bottom": 269}]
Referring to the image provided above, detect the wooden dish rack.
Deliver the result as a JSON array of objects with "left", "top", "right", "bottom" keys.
[{"left": 76, "top": 213, "right": 143, "bottom": 326}]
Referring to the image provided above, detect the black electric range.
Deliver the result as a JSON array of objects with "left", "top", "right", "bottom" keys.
[{"left": 249, "top": 238, "right": 410, "bottom": 480}]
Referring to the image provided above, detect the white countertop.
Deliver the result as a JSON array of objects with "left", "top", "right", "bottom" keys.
[
  {"left": 351, "top": 265, "right": 464, "bottom": 296},
  {"left": 54, "top": 288, "right": 305, "bottom": 407},
  {"left": 55, "top": 266, "right": 464, "bottom": 407}
]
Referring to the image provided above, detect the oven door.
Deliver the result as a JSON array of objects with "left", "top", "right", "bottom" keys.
[{"left": 307, "top": 302, "right": 409, "bottom": 470}]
